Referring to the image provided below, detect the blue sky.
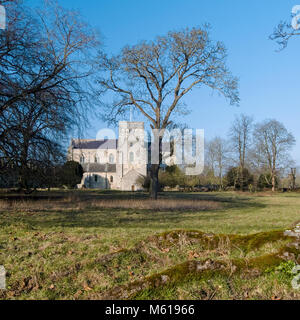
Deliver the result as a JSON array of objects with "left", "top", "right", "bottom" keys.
[{"left": 27, "top": 0, "right": 300, "bottom": 163}]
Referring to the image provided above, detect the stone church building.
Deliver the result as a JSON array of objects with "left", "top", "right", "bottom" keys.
[{"left": 68, "top": 121, "right": 148, "bottom": 191}]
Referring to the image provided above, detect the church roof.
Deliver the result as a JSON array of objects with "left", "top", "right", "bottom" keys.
[
  {"left": 82, "top": 163, "right": 117, "bottom": 173},
  {"left": 72, "top": 139, "right": 118, "bottom": 150}
]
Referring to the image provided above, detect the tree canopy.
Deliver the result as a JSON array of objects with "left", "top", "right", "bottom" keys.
[{"left": 97, "top": 26, "right": 239, "bottom": 198}]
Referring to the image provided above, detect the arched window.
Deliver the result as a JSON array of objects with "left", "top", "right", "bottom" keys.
[
  {"left": 109, "top": 154, "right": 114, "bottom": 164},
  {"left": 94, "top": 155, "right": 99, "bottom": 163},
  {"left": 80, "top": 155, "right": 85, "bottom": 164},
  {"left": 110, "top": 176, "right": 114, "bottom": 183},
  {"left": 129, "top": 152, "right": 134, "bottom": 163},
  {"left": 95, "top": 175, "right": 98, "bottom": 182}
]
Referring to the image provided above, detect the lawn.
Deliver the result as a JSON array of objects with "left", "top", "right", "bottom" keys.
[{"left": 0, "top": 190, "right": 300, "bottom": 300}]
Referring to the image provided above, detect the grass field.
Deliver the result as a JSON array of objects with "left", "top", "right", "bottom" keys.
[{"left": 0, "top": 190, "right": 300, "bottom": 300}]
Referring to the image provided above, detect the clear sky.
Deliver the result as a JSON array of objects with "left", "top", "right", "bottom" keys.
[{"left": 27, "top": 0, "right": 300, "bottom": 163}]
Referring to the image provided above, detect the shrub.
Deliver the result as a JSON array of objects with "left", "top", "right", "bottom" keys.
[
  {"left": 136, "top": 174, "right": 151, "bottom": 191},
  {"left": 159, "top": 165, "right": 184, "bottom": 189},
  {"left": 258, "top": 173, "right": 279, "bottom": 190},
  {"left": 59, "top": 161, "right": 83, "bottom": 189},
  {"left": 226, "top": 167, "right": 254, "bottom": 191}
]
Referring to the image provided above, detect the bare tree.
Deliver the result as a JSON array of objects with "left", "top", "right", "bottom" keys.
[
  {"left": 253, "top": 119, "right": 295, "bottom": 192},
  {"left": 270, "top": 13, "right": 300, "bottom": 50},
  {"left": 3, "top": 1, "right": 99, "bottom": 114},
  {"left": 97, "top": 26, "right": 239, "bottom": 199},
  {"left": 229, "top": 114, "right": 253, "bottom": 190},
  {"left": 2, "top": 97, "right": 70, "bottom": 189},
  {"left": 0, "top": 0, "right": 100, "bottom": 190},
  {"left": 206, "top": 137, "right": 230, "bottom": 189},
  {"left": 0, "top": 0, "right": 98, "bottom": 115}
]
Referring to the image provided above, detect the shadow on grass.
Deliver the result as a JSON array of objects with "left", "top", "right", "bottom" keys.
[{"left": 0, "top": 191, "right": 267, "bottom": 230}]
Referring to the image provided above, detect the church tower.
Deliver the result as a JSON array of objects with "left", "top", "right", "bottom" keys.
[{"left": 117, "top": 121, "right": 147, "bottom": 191}]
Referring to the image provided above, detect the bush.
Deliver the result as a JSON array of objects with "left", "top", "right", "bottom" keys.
[
  {"left": 59, "top": 161, "right": 83, "bottom": 189},
  {"left": 226, "top": 167, "right": 254, "bottom": 191},
  {"left": 258, "top": 173, "right": 278, "bottom": 190},
  {"left": 159, "top": 165, "right": 184, "bottom": 189},
  {"left": 136, "top": 174, "right": 151, "bottom": 191}
]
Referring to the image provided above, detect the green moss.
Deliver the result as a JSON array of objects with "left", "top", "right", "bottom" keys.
[
  {"left": 131, "top": 260, "right": 227, "bottom": 300},
  {"left": 106, "top": 238, "right": 300, "bottom": 300},
  {"left": 246, "top": 254, "right": 283, "bottom": 271},
  {"left": 265, "top": 260, "right": 297, "bottom": 276},
  {"left": 148, "top": 229, "right": 288, "bottom": 254},
  {"left": 229, "top": 230, "right": 286, "bottom": 253}
]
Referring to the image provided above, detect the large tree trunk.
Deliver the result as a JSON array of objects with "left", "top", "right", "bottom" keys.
[
  {"left": 149, "top": 132, "right": 162, "bottom": 200},
  {"left": 272, "top": 173, "right": 276, "bottom": 192},
  {"left": 150, "top": 164, "right": 160, "bottom": 200},
  {"left": 18, "top": 139, "right": 30, "bottom": 192},
  {"left": 240, "top": 166, "right": 244, "bottom": 191},
  {"left": 18, "top": 164, "right": 30, "bottom": 193}
]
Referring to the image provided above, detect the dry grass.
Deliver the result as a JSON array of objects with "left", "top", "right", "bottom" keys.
[{"left": 0, "top": 198, "right": 221, "bottom": 212}]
